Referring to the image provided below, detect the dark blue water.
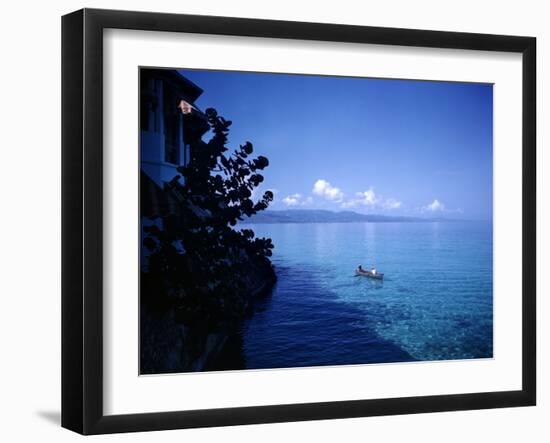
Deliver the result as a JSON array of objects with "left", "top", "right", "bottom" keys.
[{"left": 240, "top": 222, "right": 493, "bottom": 369}]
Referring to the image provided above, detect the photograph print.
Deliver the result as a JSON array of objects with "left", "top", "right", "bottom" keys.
[{"left": 139, "top": 67, "right": 493, "bottom": 374}]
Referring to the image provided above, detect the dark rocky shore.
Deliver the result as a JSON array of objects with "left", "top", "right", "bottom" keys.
[{"left": 140, "top": 251, "right": 276, "bottom": 374}]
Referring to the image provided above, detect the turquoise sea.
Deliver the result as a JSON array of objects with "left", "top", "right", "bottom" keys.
[{"left": 239, "top": 221, "right": 493, "bottom": 369}]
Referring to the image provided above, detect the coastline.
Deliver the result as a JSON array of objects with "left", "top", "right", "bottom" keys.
[{"left": 140, "top": 250, "right": 276, "bottom": 374}]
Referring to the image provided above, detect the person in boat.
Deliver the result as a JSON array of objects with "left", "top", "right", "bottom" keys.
[
  {"left": 371, "top": 266, "right": 376, "bottom": 275},
  {"left": 358, "top": 264, "right": 364, "bottom": 272}
]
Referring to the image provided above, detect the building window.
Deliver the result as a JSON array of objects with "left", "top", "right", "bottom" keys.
[
  {"left": 140, "top": 78, "right": 158, "bottom": 132},
  {"left": 185, "top": 143, "right": 191, "bottom": 166},
  {"left": 164, "top": 88, "right": 180, "bottom": 164},
  {"left": 165, "top": 139, "right": 178, "bottom": 164}
]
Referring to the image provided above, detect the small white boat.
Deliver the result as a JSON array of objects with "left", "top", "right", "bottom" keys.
[{"left": 355, "top": 269, "right": 384, "bottom": 280}]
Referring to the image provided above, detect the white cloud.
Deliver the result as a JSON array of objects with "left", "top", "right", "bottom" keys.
[
  {"left": 282, "top": 193, "right": 313, "bottom": 207},
  {"left": 423, "top": 199, "right": 445, "bottom": 212},
  {"left": 447, "top": 207, "right": 464, "bottom": 215},
  {"left": 382, "top": 198, "right": 402, "bottom": 210},
  {"left": 312, "top": 179, "right": 344, "bottom": 202},
  {"left": 355, "top": 188, "right": 377, "bottom": 206},
  {"left": 282, "top": 193, "right": 302, "bottom": 206},
  {"left": 341, "top": 187, "right": 401, "bottom": 211},
  {"left": 341, "top": 200, "right": 357, "bottom": 209}
]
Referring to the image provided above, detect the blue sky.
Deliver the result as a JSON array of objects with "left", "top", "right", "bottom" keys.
[{"left": 179, "top": 69, "right": 493, "bottom": 220}]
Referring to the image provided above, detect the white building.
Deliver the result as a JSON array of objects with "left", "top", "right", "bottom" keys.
[
  {"left": 140, "top": 69, "right": 210, "bottom": 270},
  {"left": 140, "top": 68, "right": 208, "bottom": 188}
]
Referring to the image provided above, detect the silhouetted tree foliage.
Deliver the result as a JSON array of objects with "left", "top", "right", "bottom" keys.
[{"left": 142, "top": 108, "right": 275, "bottom": 329}]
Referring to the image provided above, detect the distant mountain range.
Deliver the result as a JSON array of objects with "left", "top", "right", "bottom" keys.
[{"left": 242, "top": 209, "right": 454, "bottom": 224}]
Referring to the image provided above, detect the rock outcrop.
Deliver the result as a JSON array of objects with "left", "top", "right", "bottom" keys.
[{"left": 140, "top": 250, "right": 276, "bottom": 374}]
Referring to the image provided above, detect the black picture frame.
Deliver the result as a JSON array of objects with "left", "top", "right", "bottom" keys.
[{"left": 62, "top": 8, "right": 536, "bottom": 435}]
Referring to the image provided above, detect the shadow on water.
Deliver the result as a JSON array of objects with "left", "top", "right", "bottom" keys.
[
  {"left": 352, "top": 274, "right": 385, "bottom": 289},
  {"left": 206, "top": 264, "right": 415, "bottom": 371}
]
